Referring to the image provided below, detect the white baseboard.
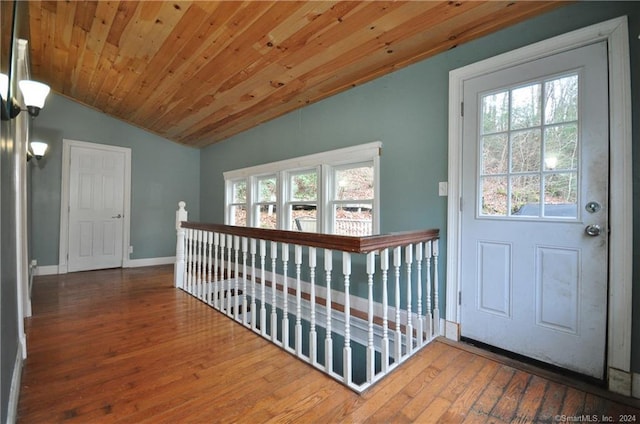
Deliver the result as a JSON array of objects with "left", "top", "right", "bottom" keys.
[
  {"left": 125, "top": 256, "right": 175, "bottom": 268},
  {"left": 7, "top": 344, "right": 24, "bottom": 424},
  {"left": 36, "top": 265, "right": 59, "bottom": 275},
  {"left": 444, "top": 320, "right": 459, "bottom": 341},
  {"left": 37, "top": 257, "right": 176, "bottom": 275},
  {"left": 609, "top": 367, "right": 632, "bottom": 396},
  {"left": 632, "top": 372, "right": 640, "bottom": 399}
]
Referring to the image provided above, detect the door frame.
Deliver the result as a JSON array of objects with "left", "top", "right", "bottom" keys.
[
  {"left": 58, "top": 139, "right": 132, "bottom": 273},
  {"left": 445, "top": 17, "right": 632, "bottom": 394}
]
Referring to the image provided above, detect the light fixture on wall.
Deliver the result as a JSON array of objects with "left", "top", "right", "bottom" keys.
[
  {"left": 27, "top": 141, "right": 48, "bottom": 162},
  {"left": 0, "top": 72, "right": 50, "bottom": 121}
]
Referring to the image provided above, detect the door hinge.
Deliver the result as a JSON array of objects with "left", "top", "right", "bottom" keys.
[
  {"left": 459, "top": 197, "right": 463, "bottom": 212},
  {"left": 458, "top": 291, "right": 462, "bottom": 305},
  {"left": 460, "top": 102, "right": 464, "bottom": 117}
]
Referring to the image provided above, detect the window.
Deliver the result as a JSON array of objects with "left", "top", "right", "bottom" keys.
[
  {"left": 330, "top": 163, "right": 374, "bottom": 236},
  {"left": 224, "top": 142, "right": 381, "bottom": 235},
  {"left": 479, "top": 72, "right": 579, "bottom": 219},
  {"left": 227, "top": 179, "right": 247, "bottom": 226},
  {"left": 254, "top": 175, "right": 278, "bottom": 229},
  {"left": 287, "top": 169, "right": 318, "bottom": 233}
]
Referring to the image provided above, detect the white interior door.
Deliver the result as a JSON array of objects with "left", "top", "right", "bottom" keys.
[
  {"left": 460, "top": 41, "right": 608, "bottom": 378},
  {"left": 68, "top": 145, "right": 126, "bottom": 272}
]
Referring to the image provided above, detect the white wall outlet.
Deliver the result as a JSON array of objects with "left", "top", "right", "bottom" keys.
[
  {"left": 438, "top": 182, "right": 448, "bottom": 196},
  {"left": 128, "top": 246, "right": 133, "bottom": 254}
]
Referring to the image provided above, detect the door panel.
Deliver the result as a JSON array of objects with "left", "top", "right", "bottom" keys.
[
  {"left": 460, "top": 41, "right": 608, "bottom": 378},
  {"left": 68, "top": 145, "right": 125, "bottom": 272},
  {"left": 477, "top": 241, "right": 511, "bottom": 318},
  {"left": 535, "top": 246, "right": 579, "bottom": 334}
]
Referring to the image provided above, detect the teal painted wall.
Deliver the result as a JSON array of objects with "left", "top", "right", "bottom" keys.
[
  {"left": 31, "top": 94, "right": 201, "bottom": 265},
  {"left": 200, "top": 2, "right": 640, "bottom": 371}
]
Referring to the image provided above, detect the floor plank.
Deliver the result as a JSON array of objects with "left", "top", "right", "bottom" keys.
[{"left": 18, "top": 265, "right": 640, "bottom": 423}]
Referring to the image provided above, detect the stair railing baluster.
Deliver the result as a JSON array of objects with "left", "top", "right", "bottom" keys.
[
  {"left": 197, "top": 230, "right": 203, "bottom": 300},
  {"left": 393, "top": 246, "right": 402, "bottom": 361},
  {"left": 259, "top": 240, "right": 267, "bottom": 337},
  {"left": 226, "top": 234, "right": 233, "bottom": 316},
  {"left": 187, "top": 228, "right": 193, "bottom": 295},
  {"left": 366, "top": 251, "right": 375, "bottom": 383},
  {"left": 218, "top": 234, "right": 226, "bottom": 311},
  {"left": 405, "top": 244, "right": 413, "bottom": 355},
  {"left": 233, "top": 235, "right": 240, "bottom": 320},
  {"left": 213, "top": 233, "right": 220, "bottom": 310},
  {"left": 270, "top": 241, "right": 278, "bottom": 342},
  {"left": 415, "top": 242, "right": 424, "bottom": 346},
  {"left": 381, "top": 248, "right": 389, "bottom": 373},
  {"left": 343, "top": 252, "right": 352, "bottom": 385},
  {"left": 324, "top": 249, "right": 333, "bottom": 373},
  {"left": 207, "top": 231, "right": 213, "bottom": 305},
  {"left": 309, "top": 246, "right": 317, "bottom": 365},
  {"left": 250, "top": 238, "right": 257, "bottom": 332},
  {"left": 281, "top": 243, "right": 289, "bottom": 350},
  {"left": 433, "top": 239, "right": 440, "bottom": 337},
  {"left": 294, "top": 245, "right": 303, "bottom": 357},
  {"left": 425, "top": 240, "right": 433, "bottom": 339},
  {"left": 242, "top": 237, "right": 248, "bottom": 326}
]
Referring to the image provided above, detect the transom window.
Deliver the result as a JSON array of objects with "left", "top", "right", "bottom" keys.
[
  {"left": 224, "top": 142, "right": 380, "bottom": 236},
  {"left": 479, "top": 72, "right": 579, "bottom": 219}
]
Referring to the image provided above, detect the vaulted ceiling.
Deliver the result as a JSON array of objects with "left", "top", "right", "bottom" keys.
[{"left": 27, "top": 1, "right": 565, "bottom": 148}]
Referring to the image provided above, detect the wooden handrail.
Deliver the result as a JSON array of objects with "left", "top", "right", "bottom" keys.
[{"left": 181, "top": 221, "right": 439, "bottom": 253}]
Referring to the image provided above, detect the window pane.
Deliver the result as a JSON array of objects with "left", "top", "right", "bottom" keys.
[
  {"left": 544, "top": 124, "right": 578, "bottom": 171},
  {"left": 510, "top": 175, "right": 540, "bottom": 216},
  {"left": 257, "top": 177, "right": 277, "bottom": 202},
  {"left": 256, "top": 204, "right": 277, "bottom": 229},
  {"left": 511, "top": 83, "right": 541, "bottom": 130},
  {"left": 510, "top": 129, "right": 541, "bottom": 173},
  {"left": 336, "top": 166, "right": 373, "bottom": 200},
  {"left": 232, "top": 180, "right": 246, "bottom": 203},
  {"left": 334, "top": 205, "right": 372, "bottom": 236},
  {"left": 291, "top": 204, "right": 317, "bottom": 232},
  {"left": 229, "top": 205, "right": 247, "bottom": 226},
  {"left": 544, "top": 74, "right": 578, "bottom": 125},
  {"left": 481, "top": 91, "right": 509, "bottom": 134},
  {"left": 482, "top": 134, "right": 508, "bottom": 175},
  {"left": 480, "top": 176, "right": 507, "bottom": 216},
  {"left": 544, "top": 173, "right": 577, "bottom": 218},
  {"left": 291, "top": 171, "right": 317, "bottom": 201}
]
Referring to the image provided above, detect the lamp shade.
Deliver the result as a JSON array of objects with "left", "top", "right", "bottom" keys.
[
  {"left": 18, "top": 80, "right": 50, "bottom": 108},
  {"left": 30, "top": 141, "right": 48, "bottom": 159},
  {"left": 0, "top": 73, "right": 8, "bottom": 99}
]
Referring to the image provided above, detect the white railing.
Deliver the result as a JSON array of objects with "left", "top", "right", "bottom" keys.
[{"left": 174, "top": 202, "right": 441, "bottom": 393}]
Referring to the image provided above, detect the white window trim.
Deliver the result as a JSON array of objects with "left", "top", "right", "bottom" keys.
[
  {"left": 224, "top": 141, "right": 382, "bottom": 234},
  {"left": 446, "top": 17, "right": 632, "bottom": 395}
]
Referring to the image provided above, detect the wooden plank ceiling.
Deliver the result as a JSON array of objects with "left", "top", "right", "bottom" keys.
[{"left": 27, "top": 1, "right": 565, "bottom": 148}]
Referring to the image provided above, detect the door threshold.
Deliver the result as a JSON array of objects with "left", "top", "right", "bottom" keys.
[
  {"left": 438, "top": 337, "right": 640, "bottom": 409},
  {"left": 459, "top": 336, "right": 603, "bottom": 386}
]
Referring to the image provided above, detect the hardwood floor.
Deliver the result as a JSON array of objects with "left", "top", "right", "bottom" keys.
[{"left": 18, "top": 265, "right": 640, "bottom": 423}]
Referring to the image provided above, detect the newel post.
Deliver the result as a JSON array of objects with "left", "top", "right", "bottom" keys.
[{"left": 174, "top": 201, "right": 188, "bottom": 288}]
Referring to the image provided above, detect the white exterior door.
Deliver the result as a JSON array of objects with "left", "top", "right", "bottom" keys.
[
  {"left": 460, "top": 41, "right": 608, "bottom": 378},
  {"left": 68, "top": 145, "right": 126, "bottom": 272}
]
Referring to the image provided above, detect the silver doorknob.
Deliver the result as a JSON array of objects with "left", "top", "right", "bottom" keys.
[
  {"left": 585, "top": 224, "right": 601, "bottom": 236},
  {"left": 112, "top": 214, "right": 122, "bottom": 219}
]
